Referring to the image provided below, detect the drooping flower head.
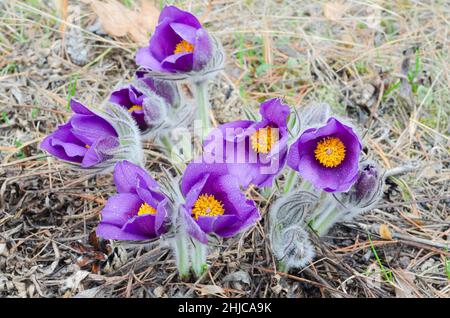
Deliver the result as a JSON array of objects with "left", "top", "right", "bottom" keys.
[
  {"left": 180, "top": 159, "right": 260, "bottom": 243},
  {"left": 136, "top": 5, "right": 213, "bottom": 74},
  {"left": 203, "top": 98, "right": 291, "bottom": 188},
  {"left": 287, "top": 117, "right": 362, "bottom": 192},
  {"left": 41, "top": 99, "right": 119, "bottom": 168},
  {"left": 109, "top": 76, "right": 179, "bottom": 132},
  {"left": 96, "top": 160, "right": 169, "bottom": 240}
]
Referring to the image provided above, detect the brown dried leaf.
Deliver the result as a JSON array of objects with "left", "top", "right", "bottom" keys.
[
  {"left": 198, "top": 284, "right": 225, "bottom": 296},
  {"left": 86, "top": 0, "right": 159, "bottom": 45},
  {"left": 379, "top": 224, "right": 393, "bottom": 240}
]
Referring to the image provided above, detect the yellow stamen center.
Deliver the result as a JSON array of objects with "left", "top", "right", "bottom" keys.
[
  {"left": 250, "top": 127, "right": 277, "bottom": 154},
  {"left": 137, "top": 202, "right": 157, "bottom": 216},
  {"left": 128, "top": 105, "right": 142, "bottom": 113},
  {"left": 314, "top": 137, "right": 346, "bottom": 168},
  {"left": 85, "top": 145, "right": 91, "bottom": 149},
  {"left": 192, "top": 194, "right": 224, "bottom": 220},
  {"left": 174, "top": 40, "right": 194, "bottom": 54}
]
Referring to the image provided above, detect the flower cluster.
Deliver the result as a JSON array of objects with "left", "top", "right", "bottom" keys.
[{"left": 41, "top": 5, "right": 386, "bottom": 277}]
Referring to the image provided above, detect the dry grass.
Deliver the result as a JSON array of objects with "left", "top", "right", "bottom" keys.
[{"left": 0, "top": 0, "right": 449, "bottom": 298}]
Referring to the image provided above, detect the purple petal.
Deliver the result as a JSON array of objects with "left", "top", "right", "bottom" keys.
[
  {"left": 287, "top": 138, "right": 301, "bottom": 170},
  {"left": 159, "top": 5, "right": 202, "bottom": 28},
  {"left": 170, "top": 22, "right": 197, "bottom": 43},
  {"left": 128, "top": 85, "right": 145, "bottom": 105},
  {"left": 259, "top": 98, "right": 290, "bottom": 128},
  {"left": 183, "top": 173, "right": 210, "bottom": 210},
  {"left": 136, "top": 187, "right": 159, "bottom": 209},
  {"left": 109, "top": 88, "right": 134, "bottom": 108},
  {"left": 70, "top": 114, "right": 117, "bottom": 145},
  {"left": 196, "top": 216, "right": 216, "bottom": 234},
  {"left": 150, "top": 19, "right": 182, "bottom": 61},
  {"left": 70, "top": 99, "right": 94, "bottom": 115},
  {"left": 154, "top": 198, "right": 169, "bottom": 236},
  {"left": 114, "top": 160, "right": 159, "bottom": 194},
  {"left": 81, "top": 136, "right": 119, "bottom": 168},
  {"left": 181, "top": 161, "right": 228, "bottom": 196},
  {"left": 183, "top": 208, "right": 208, "bottom": 244},
  {"left": 135, "top": 47, "right": 165, "bottom": 71},
  {"left": 161, "top": 52, "right": 193, "bottom": 72},
  {"left": 213, "top": 215, "right": 243, "bottom": 237},
  {"left": 96, "top": 223, "right": 150, "bottom": 240},
  {"left": 211, "top": 174, "right": 259, "bottom": 222},
  {"left": 193, "top": 28, "right": 213, "bottom": 71},
  {"left": 122, "top": 214, "right": 158, "bottom": 239},
  {"left": 100, "top": 193, "right": 142, "bottom": 227},
  {"left": 41, "top": 123, "right": 87, "bottom": 163}
]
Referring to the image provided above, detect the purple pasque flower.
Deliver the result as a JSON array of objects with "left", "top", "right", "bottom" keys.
[
  {"left": 109, "top": 76, "right": 178, "bottom": 132},
  {"left": 180, "top": 159, "right": 260, "bottom": 244},
  {"left": 136, "top": 5, "right": 212, "bottom": 73},
  {"left": 41, "top": 99, "right": 119, "bottom": 168},
  {"left": 109, "top": 84, "right": 147, "bottom": 130},
  {"left": 203, "top": 98, "right": 291, "bottom": 188},
  {"left": 287, "top": 117, "right": 362, "bottom": 192},
  {"left": 96, "top": 160, "right": 169, "bottom": 240}
]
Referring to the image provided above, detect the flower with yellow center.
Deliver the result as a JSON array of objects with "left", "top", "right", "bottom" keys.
[
  {"left": 314, "top": 137, "right": 346, "bottom": 168},
  {"left": 128, "top": 105, "right": 143, "bottom": 113},
  {"left": 250, "top": 127, "right": 277, "bottom": 154},
  {"left": 137, "top": 202, "right": 157, "bottom": 216},
  {"left": 192, "top": 194, "right": 224, "bottom": 220},
  {"left": 173, "top": 40, "right": 194, "bottom": 55}
]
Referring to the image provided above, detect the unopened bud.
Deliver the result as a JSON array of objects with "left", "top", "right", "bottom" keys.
[{"left": 354, "top": 163, "right": 378, "bottom": 202}]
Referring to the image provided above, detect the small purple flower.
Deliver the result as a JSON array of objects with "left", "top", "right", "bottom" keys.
[
  {"left": 40, "top": 99, "right": 119, "bottom": 168},
  {"left": 354, "top": 163, "right": 378, "bottom": 202},
  {"left": 109, "top": 85, "right": 147, "bottom": 130},
  {"left": 96, "top": 160, "right": 168, "bottom": 240},
  {"left": 287, "top": 117, "right": 362, "bottom": 192},
  {"left": 180, "top": 159, "right": 260, "bottom": 243},
  {"left": 204, "top": 98, "right": 291, "bottom": 188},
  {"left": 136, "top": 5, "right": 212, "bottom": 73},
  {"left": 109, "top": 76, "right": 178, "bottom": 132}
]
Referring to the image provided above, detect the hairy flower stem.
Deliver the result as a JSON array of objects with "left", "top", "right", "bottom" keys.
[
  {"left": 193, "top": 80, "right": 211, "bottom": 137},
  {"left": 191, "top": 239, "right": 207, "bottom": 277},
  {"left": 309, "top": 199, "right": 342, "bottom": 236},
  {"left": 174, "top": 234, "right": 190, "bottom": 280},
  {"left": 273, "top": 223, "right": 289, "bottom": 272},
  {"left": 284, "top": 170, "right": 299, "bottom": 193},
  {"left": 160, "top": 135, "right": 173, "bottom": 154}
]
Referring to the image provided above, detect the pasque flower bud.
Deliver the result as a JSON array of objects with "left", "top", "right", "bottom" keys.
[
  {"left": 354, "top": 163, "right": 378, "bottom": 202},
  {"left": 337, "top": 161, "right": 384, "bottom": 222}
]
